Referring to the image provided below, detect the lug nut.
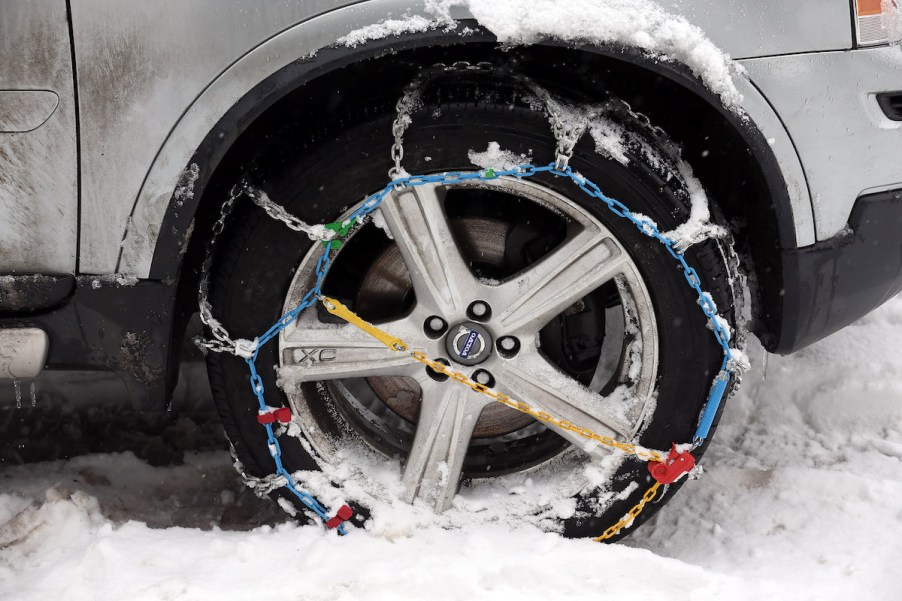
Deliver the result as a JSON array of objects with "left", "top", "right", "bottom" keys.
[
  {"left": 496, "top": 336, "right": 520, "bottom": 358},
  {"left": 424, "top": 316, "right": 448, "bottom": 338},
  {"left": 472, "top": 369, "right": 495, "bottom": 388},
  {"left": 467, "top": 300, "right": 492, "bottom": 321}
]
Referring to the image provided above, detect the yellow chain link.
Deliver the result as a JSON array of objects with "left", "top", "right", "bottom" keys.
[
  {"left": 592, "top": 481, "right": 661, "bottom": 542},
  {"left": 321, "top": 296, "right": 664, "bottom": 463},
  {"left": 321, "top": 296, "right": 409, "bottom": 351},
  {"left": 319, "top": 295, "right": 666, "bottom": 540},
  {"left": 408, "top": 350, "right": 664, "bottom": 462}
]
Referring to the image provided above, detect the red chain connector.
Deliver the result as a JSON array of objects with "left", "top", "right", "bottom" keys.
[
  {"left": 326, "top": 504, "right": 354, "bottom": 529},
  {"left": 256, "top": 407, "right": 292, "bottom": 425},
  {"left": 647, "top": 444, "right": 695, "bottom": 484}
]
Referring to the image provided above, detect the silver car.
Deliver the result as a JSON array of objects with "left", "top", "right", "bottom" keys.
[{"left": 2, "top": 0, "right": 901, "bottom": 539}]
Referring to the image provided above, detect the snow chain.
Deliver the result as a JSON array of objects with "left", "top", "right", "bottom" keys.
[
  {"left": 322, "top": 297, "right": 665, "bottom": 462},
  {"left": 197, "top": 63, "right": 743, "bottom": 541}
]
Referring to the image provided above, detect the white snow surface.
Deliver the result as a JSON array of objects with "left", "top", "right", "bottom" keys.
[
  {"left": 468, "top": 141, "right": 532, "bottom": 170},
  {"left": 339, "top": 0, "right": 742, "bottom": 109},
  {"left": 370, "top": 208, "right": 395, "bottom": 239},
  {"left": 589, "top": 118, "right": 630, "bottom": 165},
  {"left": 662, "top": 158, "right": 726, "bottom": 250},
  {"left": 337, "top": 13, "right": 445, "bottom": 48},
  {"left": 3, "top": 296, "right": 902, "bottom": 599}
]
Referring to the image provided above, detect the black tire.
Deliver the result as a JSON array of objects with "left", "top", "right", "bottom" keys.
[{"left": 205, "top": 77, "right": 738, "bottom": 540}]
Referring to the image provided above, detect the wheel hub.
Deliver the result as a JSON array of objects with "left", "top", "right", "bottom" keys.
[{"left": 446, "top": 321, "right": 492, "bottom": 366}]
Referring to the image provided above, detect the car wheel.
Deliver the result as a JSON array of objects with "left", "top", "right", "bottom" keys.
[{"left": 205, "top": 78, "right": 738, "bottom": 540}]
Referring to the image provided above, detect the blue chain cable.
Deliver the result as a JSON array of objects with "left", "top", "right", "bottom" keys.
[{"left": 243, "top": 162, "right": 736, "bottom": 533}]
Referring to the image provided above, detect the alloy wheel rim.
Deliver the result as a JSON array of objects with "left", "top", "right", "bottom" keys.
[{"left": 278, "top": 176, "right": 659, "bottom": 512}]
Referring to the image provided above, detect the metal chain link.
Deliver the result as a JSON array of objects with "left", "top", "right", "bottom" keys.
[
  {"left": 195, "top": 186, "right": 247, "bottom": 355},
  {"left": 547, "top": 103, "right": 589, "bottom": 170},
  {"left": 388, "top": 61, "right": 497, "bottom": 178},
  {"left": 242, "top": 185, "right": 335, "bottom": 241},
  {"left": 386, "top": 61, "right": 584, "bottom": 176},
  {"left": 231, "top": 453, "right": 290, "bottom": 498},
  {"left": 593, "top": 482, "right": 662, "bottom": 542},
  {"left": 194, "top": 183, "right": 338, "bottom": 356},
  {"left": 411, "top": 349, "right": 666, "bottom": 462}
]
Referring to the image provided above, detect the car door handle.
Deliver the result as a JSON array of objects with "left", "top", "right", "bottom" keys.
[{"left": 877, "top": 92, "right": 902, "bottom": 122}]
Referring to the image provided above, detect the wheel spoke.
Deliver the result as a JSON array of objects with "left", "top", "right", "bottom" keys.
[
  {"left": 490, "top": 230, "right": 627, "bottom": 334},
  {"left": 279, "top": 313, "right": 420, "bottom": 382},
  {"left": 494, "top": 348, "right": 634, "bottom": 444},
  {"left": 401, "top": 382, "right": 488, "bottom": 511},
  {"left": 377, "top": 185, "right": 476, "bottom": 318}
]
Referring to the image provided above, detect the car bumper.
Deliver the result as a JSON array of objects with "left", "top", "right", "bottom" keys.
[
  {"left": 740, "top": 47, "right": 902, "bottom": 243},
  {"left": 767, "top": 188, "right": 902, "bottom": 354}
]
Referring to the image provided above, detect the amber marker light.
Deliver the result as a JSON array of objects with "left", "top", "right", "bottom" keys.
[{"left": 854, "top": 0, "right": 899, "bottom": 46}]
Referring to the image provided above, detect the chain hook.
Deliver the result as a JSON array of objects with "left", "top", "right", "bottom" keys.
[{"left": 554, "top": 151, "right": 573, "bottom": 171}]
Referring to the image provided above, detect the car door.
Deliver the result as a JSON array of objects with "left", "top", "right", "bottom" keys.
[{"left": 0, "top": 0, "right": 78, "bottom": 274}]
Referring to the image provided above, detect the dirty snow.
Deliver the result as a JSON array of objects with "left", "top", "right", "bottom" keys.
[
  {"left": 339, "top": 0, "right": 741, "bottom": 109},
  {"left": 2, "top": 295, "right": 901, "bottom": 599},
  {"left": 0, "top": 275, "right": 63, "bottom": 312},
  {"left": 81, "top": 274, "right": 140, "bottom": 290},
  {"left": 173, "top": 163, "right": 200, "bottom": 207}
]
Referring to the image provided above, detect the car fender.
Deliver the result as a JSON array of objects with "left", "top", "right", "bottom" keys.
[{"left": 112, "top": 1, "right": 818, "bottom": 279}]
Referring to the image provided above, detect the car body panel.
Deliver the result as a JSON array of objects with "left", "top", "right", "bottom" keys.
[
  {"left": 654, "top": 0, "right": 853, "bottom": 58},
  {"left": 740, "top": 46, "right": 902, "bottom": 240},
  {"left": 86, "top": 0, "right": 842, "bottom": 277},
  {"left": 125, "top": 27, "right": 817, "bottom": 283},
  {"left": 0, "top": 0, "right": 868, "bottom": 274},
  {"left": 0, "top": 0, "right": 77, "bottom": 274},
  {"left": 69, "top": 0, "right": 355, "bottom": 274}
]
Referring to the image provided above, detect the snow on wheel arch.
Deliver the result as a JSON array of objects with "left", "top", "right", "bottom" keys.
[{"left": 338, "top": 0, "right": 743, "bottom": 111}]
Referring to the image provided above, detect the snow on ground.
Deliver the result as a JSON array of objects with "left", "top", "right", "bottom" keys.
[{"left": 2, "top": 298, "right": 902, "bottom": 600}]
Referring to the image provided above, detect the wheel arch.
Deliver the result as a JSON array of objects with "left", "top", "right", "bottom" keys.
[{"left": 136, "top": 21, "right": 811, "bottom": 382}]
